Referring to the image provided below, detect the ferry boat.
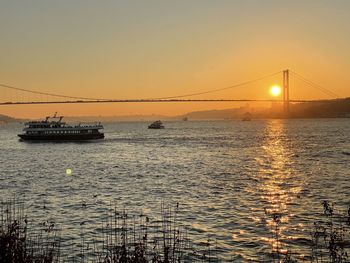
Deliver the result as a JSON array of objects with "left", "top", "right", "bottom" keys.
[
  {"left": 18, "top": 114, "right": 104, "bottom": 141},
  {"left": 148, "top": 120, "right": 164, "bottom": 129}
]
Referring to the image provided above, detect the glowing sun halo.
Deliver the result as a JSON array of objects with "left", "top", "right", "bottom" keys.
[{"left": 270, "top": 85, "right": 282, "bottom": 97}]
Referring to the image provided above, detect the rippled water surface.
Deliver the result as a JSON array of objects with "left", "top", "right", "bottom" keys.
[{"left": 0, "top": 119, "right": 349, "bottom": 261}]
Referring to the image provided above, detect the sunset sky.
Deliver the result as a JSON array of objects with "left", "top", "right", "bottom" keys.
[{"left": 1, "top": 0, "right": 350, "bottom": 118}]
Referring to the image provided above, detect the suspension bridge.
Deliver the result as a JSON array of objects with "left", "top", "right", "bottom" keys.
[{"left": 0, "top": 69, "right": 343, "bottom": 115}]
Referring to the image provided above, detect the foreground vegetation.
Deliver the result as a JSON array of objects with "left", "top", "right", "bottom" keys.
[{"left": 1, "top": 199, "right": 350, "bottom": 262}]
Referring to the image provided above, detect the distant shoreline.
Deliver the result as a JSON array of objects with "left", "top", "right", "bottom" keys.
[{"left": 1, "top": 97, "right": 349, "bottom": 121}]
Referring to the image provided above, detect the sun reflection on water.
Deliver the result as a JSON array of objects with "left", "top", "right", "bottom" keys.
[{"left": 256, "top": 120, "right": 302, "bottom": 257}]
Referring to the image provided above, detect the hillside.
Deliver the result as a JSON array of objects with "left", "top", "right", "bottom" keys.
[
  {"left": 0, "top": 114, "right": 18, "bottom": 124},
  {"left": 178, "top": 98, "right": 350, "bottom": 120},
  {"left": 289, "top": 97, "right": 350, "bottom": 118},
  {"left": 178, "top": 108, "right": 246, "bottom": 120}
]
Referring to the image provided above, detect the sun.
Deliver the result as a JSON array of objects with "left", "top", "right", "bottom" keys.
[{"left": 270, "top": 85, "right": 282, "bottom": 97}]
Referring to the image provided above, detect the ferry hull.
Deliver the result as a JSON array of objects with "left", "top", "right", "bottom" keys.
[{"left": 18, "top": 133, "right": 104, "bottom": 141}]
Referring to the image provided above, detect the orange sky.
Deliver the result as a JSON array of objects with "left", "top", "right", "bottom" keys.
[{"left": 1, "top": 1, "right": 349, "bottom": 118}]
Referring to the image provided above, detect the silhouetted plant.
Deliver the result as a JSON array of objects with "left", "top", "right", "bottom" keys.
[
  {"left": 0, "top": 198, "right": 60, "bottom": 263},
  {"left": 77, "top": 202, "right": 217, "bottom": 263},
  {"left": 311, "top": 201, "right": 350, "bottom": 262},
  {"left": 5, "top": 197, "right": 350, "bottom": 262}
]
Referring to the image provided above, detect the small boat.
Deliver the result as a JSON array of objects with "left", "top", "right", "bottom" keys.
[
  {"left": 148, "top": 120, "right": 164, "bottom": 129},
  {"left": 182, "top": 117, "right": 188, "bottom": 121},
  {"left": 18, "top": 113, "right": 104, "bottom": 141},
  {"left": 242, "top": 112, "right": 252, "bottom": 121}
]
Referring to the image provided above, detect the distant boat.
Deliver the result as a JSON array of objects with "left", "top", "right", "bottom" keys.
[
  {"left": 148, "top": 120, "right": 165, "bottom": 129},
  {"left": 242, "top": 112, "right": 252, "bottom": 121},
  {"left": 182, "top": 117, "right": 188, "bottom": 121},
  {"left": 18, "top": 113, "right": 104, "bottom": 141}
]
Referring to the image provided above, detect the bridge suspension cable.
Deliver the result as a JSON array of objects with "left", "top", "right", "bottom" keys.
[
  {"left": 0, "top": 69, "right": 344, "bottom": 105},
  {"left": 149, "top": 71, "right": 282, "bottom": 100},
  {"left": 0, "top": 70, "right": 282, "bottom": 102},
  {"left": 289, "top": 70, "right": 341, "bottom": 98},
  {"left": 0, "top": 83, "right": 109, "bottom": 101}
]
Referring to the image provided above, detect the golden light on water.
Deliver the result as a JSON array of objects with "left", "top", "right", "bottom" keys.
[
  {"left": 66, "top": 168, "right": 72, "bottom": 175},
  {"left": 270, "top": 85, "right": 282, "bottom": 97},
  {"left": 255, "top": 120, "right": 301, "bottom": 255}
]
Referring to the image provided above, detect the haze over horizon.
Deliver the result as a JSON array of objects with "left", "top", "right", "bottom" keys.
[{"left": 1, "top": 0, "right": 350, "bottom": 118}]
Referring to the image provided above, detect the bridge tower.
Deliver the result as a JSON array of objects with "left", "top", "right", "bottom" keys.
[{"left": 283, "top": 69, "right": 290, "bottom": 116}]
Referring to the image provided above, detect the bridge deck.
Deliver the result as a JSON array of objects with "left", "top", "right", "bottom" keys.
[{"left": 0, "top": 99, "right": 333, "bottom": 105}]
